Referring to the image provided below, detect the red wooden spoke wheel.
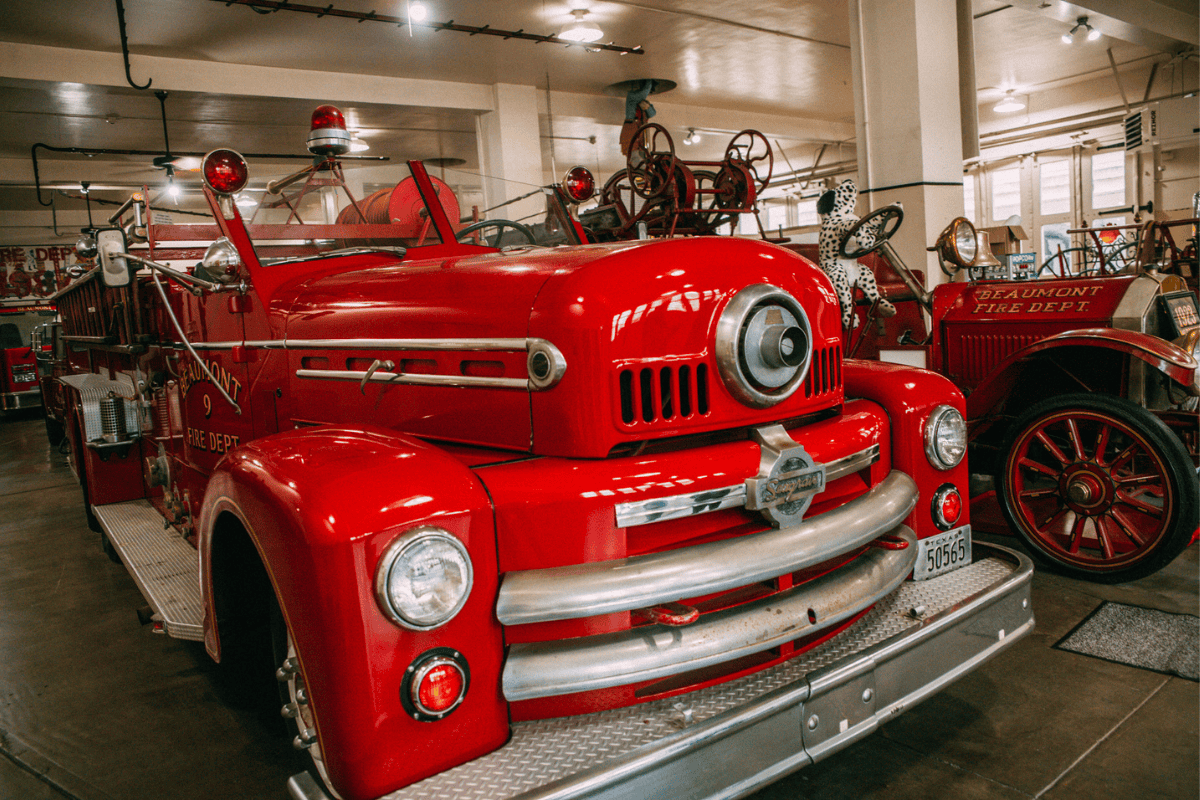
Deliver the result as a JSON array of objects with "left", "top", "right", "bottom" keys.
[{"left": 997, "top": 394, "right": 1197, "bottom": 583}]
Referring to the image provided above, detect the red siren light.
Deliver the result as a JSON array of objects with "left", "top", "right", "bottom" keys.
[
  {"left": 308, "top": 104, "right": 351, "bottom": 156},
  {"left": 562, "top": 166, "right": 595, "bottom": 204},
  {"left": 202, "top": 149, "right": 249, "bottom": 196}
]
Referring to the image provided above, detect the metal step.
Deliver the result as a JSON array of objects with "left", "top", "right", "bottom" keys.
[{"left": 92, "top": 500, "right": 204, "bottom": 641}]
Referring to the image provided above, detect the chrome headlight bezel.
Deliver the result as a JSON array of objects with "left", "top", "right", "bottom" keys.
[
  {"left": 374, "top": 526, "right": 474, "bottom": 631},
  {"left": 715, "top": 284, "right": 813, "bottom": 409},
  {"left": 924, "top": 404, "right": 967, "bottom": 470}
]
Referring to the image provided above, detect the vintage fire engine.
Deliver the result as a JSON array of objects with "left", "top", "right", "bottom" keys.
[
  {"left": 51, "top": 107, "right": 1033, "bottom": 800},
  {"left": 0, "top": 302, "right": 55, "bottom": 413},
  {"left": 809, "top": 207, "right": 1199, "bottom": 583}
]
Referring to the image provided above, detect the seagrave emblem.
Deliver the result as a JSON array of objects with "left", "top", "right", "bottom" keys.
[{"left": 744, "top": 424, "right": 826, "bottom": 528}]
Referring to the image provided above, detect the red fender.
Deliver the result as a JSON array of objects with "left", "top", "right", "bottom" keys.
[
  {"left": 843, "top": 359, "right": 970, "bottom": 537},
  {"left": 965, "top": 327, "right": 1199, "bottom": 423},
  {"left": 197, "top": 425, "right": 506, "bottom": 800}
]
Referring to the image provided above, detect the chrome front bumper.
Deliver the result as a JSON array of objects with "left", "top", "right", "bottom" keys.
[{"left": 289, "top": 542, "right": 1034, "bottom": 800}]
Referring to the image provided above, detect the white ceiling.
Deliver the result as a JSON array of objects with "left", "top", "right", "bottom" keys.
[{"left": 0, "top": 0, "right": 1194, "bottom": 235}]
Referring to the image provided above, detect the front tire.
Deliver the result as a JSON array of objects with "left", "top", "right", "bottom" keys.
[{"left": 996, "top": 394, "right": 1198, "bottom": 583}]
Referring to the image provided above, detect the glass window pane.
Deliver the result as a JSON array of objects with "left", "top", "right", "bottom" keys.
[
  {"left": 766, "top": 204, "right": 787, "bottom": 233},
  {"left": 737, "top": 212, "right": 758, "bottom": 235},
  {"left": 963, "top": 175, "right": 976, "bottom": 223},
  {"left": 1040, "top": 160, "right": 1070, "bottom": 216},
  {"left": 1091, "top": 151, "right": 1125, "bottom": 210},
  {"left": 991, "top": 166, "right": 1021, "bottom": 223},
  {"left": 1041, "top": 222, "right": 1071, "bottom": 265},
  {"left": 795, "top": 199, "right": 819, "bottom": 227}
]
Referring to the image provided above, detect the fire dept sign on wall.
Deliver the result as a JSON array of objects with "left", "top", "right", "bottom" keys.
[{"left": 0, "top": 246, "right": 79, "bottom": 299}]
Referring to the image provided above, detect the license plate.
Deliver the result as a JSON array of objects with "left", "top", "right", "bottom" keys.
[{"left": 913, "top": 525, "right": 971, "bottom": 580}]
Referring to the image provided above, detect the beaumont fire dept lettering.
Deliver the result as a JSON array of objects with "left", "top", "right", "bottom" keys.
[
  {"left": 187, "top": 427, "right": 241, "bottom": 453},
  {"left": 973, "top": 285, "right": 1102, "bottom": 315},
  {"left": 178, "top": 357, "right": 243, "bottom": 402}
]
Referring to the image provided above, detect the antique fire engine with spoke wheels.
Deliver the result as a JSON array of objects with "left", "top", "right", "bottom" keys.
[
  {"left": 45, "top": 106, "right": 1035, "bottom": 800},
  {"left": 582, "top": 124, "right": 774, "bottom": 240},
  {"left": 999, "top": 394, "right": 1196, "bottom": 581},
  {"left": 808, "top": 205, "right": 1199, "bottom": 582}
]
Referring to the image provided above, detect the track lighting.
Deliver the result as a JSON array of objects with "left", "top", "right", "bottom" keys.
[
  {"left": 1062, "top": 16, "right": 1099, "bottom": 44},
  {"left": 993, "top": 90, "right": 1025, "bottom": 113}
]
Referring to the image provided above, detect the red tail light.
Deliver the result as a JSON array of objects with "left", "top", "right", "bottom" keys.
[
  {"left": 403, "top": 649, "right": 469, "bottom": 721},
  {"left": 562, "top": 166, "right": 595, "bottom": 203},
  {"left": 202, "top": 150, "right": 249, "bottom": 195},
  {"left": 308, "top": 104, "right": 351, "bottom": 156},
  {"left": 932, "top": 484, "right": 963, "bottom": 530}
]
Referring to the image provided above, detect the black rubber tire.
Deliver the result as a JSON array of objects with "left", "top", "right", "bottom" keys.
[{"left": 995, "top": 393, "right": 1198, "bottom": 583}]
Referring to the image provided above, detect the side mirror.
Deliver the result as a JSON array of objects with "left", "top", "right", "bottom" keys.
[{"left": 96, "top": 228, "right": 132, "bottom": 287}]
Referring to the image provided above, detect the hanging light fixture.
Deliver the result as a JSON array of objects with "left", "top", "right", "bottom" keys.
[
  {"left": 1062, "top": 16, "right": 1099, "bottom": 44},
  {"left": 993, "top": 90, "right": 1025, "bottom": 113},
  {"left": 559, "top": 9, "right": 603, "bottom": 43}
]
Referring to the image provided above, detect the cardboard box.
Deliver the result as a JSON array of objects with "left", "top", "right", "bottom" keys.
[{"left": 981, "top": 224, "right": 1028, "bottom": 255}]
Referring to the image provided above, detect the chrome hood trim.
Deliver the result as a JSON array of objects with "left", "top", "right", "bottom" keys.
[
  {"left": 502, "top": 527, "right": 918, "bottom": 701},
  {"left": 496, "top": 470, "right": 917, "bottom": 625}
]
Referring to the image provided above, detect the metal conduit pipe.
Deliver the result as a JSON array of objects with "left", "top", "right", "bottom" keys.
[{"left": 957, "top": 0, "right": 981, "bottom": 163}]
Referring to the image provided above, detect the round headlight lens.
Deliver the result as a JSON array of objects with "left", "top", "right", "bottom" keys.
[
  {"left": 953, "top": 219, "right": 978, "bottom": 263},
  {"left": 924, "top": 405, "right": 967, "bottom": 470},
  {"left": 375, "top": 527, "right": 473, "bottom": 630}
]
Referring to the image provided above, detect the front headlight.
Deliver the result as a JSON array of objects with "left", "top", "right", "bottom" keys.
[
  {"left": 375, "top": 527, "right": 473, "bottom": 630},
  {"left": 715, "top": 284, "right": 813, "bottom": 408},
  {"left": 924, "top": 405, "right": 967, "bottom": 470}
]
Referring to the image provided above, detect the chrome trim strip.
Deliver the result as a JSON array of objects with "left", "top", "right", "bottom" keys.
[
  {"left": 614, "top": 444, "right": 881, "bottom": 528},
  {"left": 497, "top": 470, "right": 916, "bottom": 625},
  {"left": 295, "top": 369, "right": 529, "bottom": 390},
  {"left": 189, "top": 337, "right": 534, "bottom": 351},
  {"left": 502, "top": 528, "right": 917, "bottom": 701}
]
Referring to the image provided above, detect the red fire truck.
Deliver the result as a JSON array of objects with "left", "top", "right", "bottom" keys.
[
  {"left": 0, "top": 303, "right": 55, "bottom": 413},
  {"left": 807, "top": 207, "right": 1199, "bottom": 584},
  {"left": 51, "top": 108, "right": 1033, "bottom": 800}
]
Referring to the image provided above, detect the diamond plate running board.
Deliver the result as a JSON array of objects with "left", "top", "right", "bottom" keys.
[{"left": 92, "top": 500, "right": 204, "bottom": 641}]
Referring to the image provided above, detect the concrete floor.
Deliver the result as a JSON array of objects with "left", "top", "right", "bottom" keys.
[{"left": 1, "top": 410, "right": 1197, "bottom": 800}]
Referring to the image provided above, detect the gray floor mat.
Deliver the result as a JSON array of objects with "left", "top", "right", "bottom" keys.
[{"left": 1055, "top": 601, "right": 1199, "bottom": 681}]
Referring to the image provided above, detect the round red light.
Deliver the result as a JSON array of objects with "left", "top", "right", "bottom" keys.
[
  {"left": 562, "top": 166, "right": 595, "bottom": 204},
  {"left": 310, "top": 104, "right": 347, "bottom": 133},
  {"left": 415, "top": 661, "right": 465, "bottom": 714},
  {"left": 202, "top": 149, "right": 249, "bottom": 196},
  {"left": 940, "top": 489, "right": 962, "bottom": 525}
]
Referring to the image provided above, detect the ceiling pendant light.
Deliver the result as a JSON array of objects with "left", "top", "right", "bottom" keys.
[
  {"left": 993, "top": 90, "right": 1025, "bottom": 113},
  {"left": 560, "top": 9, "right": 603, "bottom": 43},
  {"left": 1062, "top": 16, "right": 1099, "bottom": 44},
  {"left": 683, "top": 128, "right": 701, "bottom": 145}
]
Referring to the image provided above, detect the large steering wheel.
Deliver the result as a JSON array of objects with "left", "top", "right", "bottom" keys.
[
  {"left": 839, "top": 205, "right": 904, "bottom": 259},
  {"left": 456, "top": 219, "right": 537, "bottom": 248},
  {"left": 724, "top": 130, "right": 773, "bottom": 193}
]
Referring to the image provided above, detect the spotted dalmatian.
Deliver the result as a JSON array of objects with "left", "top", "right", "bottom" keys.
[{"left": 817, "top": 179, "right": 896, "bottom": 329}]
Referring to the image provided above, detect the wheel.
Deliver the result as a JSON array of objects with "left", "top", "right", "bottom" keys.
[
  {"left": 839, "top": 205, "right": 904, "bottom": 259},
  {"left": 455, "top": 219, "right": 536, "bottom": 248},
  {"left": 996, "top": 394, "right": 1198, "bottom": 582},
  {"left": 724, "top": 130, "right": 773, "bottom": 193},
  {"left": 272, "top": 593, "right": 342, "bottom": 799},
  {"left": 625, "top": 123, "right": 677, "bottom": 200}
]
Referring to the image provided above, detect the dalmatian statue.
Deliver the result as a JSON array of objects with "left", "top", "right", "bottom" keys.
[{"left": 816, "top": 180, "right": 896, "bottom": 329}]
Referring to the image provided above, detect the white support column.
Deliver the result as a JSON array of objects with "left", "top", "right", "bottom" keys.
[
  {"left": 849, "top": 0, "right": 967, "bottom": 286},
  {"left": 476, "top": 84, "right": 544, "bottom": 226}
]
